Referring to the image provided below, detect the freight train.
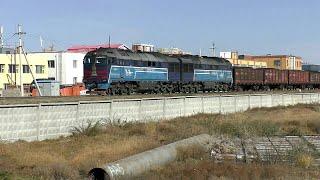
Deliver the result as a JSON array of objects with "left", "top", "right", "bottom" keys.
[{"left": 83, "top": 48, "right": 320, "bottom": 95}]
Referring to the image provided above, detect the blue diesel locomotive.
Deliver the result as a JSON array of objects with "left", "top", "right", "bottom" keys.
[{"left": 83, "top": 48, "right": 233, "bottom": 95}]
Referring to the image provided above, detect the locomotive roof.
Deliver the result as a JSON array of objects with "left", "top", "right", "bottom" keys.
[{"left": 91, "top": 48, "right": 231, "bottom": 66}]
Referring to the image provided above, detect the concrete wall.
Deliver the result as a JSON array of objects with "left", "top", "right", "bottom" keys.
[{"left": 0, "top": 93, "right": 319, "bottom": 142}]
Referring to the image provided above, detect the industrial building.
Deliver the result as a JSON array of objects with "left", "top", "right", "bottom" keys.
[
  {"left": 220, "top": 51, "right": 267, "bottom": 68},
  {"left": 0, "top": 51, "right": 85, "bottom": 95},
  {"left": 0, "top": 53, "right": 48, "bottom": 91},
  {"left": 0, "top": 43, "right": 132, "bottom": 95},
  {"left": 132, "top": 44, "right": 154, "bottom": 52},
  {"left": 238, "top": 54, "right": 302, "bottom": 70},
  {"left": 40, "top": 51, "right": 86, "bottom": 85},
  {"left": 303, "top": 64, "right": 320, "bottom": 72}
]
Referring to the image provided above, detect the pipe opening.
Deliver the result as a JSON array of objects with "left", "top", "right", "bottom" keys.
[{"left": 88, "top": 168, "right": 110, "bottom": 180}]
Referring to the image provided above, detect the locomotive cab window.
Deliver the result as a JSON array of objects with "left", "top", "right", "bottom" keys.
[
  {"left": 147, "top": 61, "right": 156, "bottom": 67},
  {"left": 84, "top": 57, "right": 92, "bottom": 64}
]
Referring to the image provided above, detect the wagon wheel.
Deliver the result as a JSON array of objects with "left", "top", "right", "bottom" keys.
[{"left": 236, "top": 86, "right": 243, "bottom": 92}]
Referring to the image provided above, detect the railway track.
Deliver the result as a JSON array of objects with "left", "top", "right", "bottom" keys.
[{"left": 0, "top": 89, "right": 319, "bottom": 105}]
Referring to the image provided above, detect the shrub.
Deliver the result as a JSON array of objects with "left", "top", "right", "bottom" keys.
[
  {"left": 296, "top": 154, "right": 314, "bottom": 169},
  {"left": 71, "top": 121, "right": 103, "bottom": 137}
]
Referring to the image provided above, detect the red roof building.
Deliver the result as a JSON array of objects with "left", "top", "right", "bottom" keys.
[{"left": 67, "top": 44, "right": 129, "bottom": 53}]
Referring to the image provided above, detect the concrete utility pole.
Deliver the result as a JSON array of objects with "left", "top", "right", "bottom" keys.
[
  {"left": 16, "top": 24, "right": 26, "bottom": 96},
  {"left": 0, "top": 26, "right": 3, "bottom": 48}
]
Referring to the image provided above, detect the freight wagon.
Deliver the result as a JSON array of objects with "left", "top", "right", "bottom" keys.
[
  {"left": 309, "top": 71, "right": 320, "bottom": 88},
  {"left": 233, "top": 67, "right": 263, "bottom": 91},
  {"left": 288, "top": 70, "right": 310, "bottom": 89}
]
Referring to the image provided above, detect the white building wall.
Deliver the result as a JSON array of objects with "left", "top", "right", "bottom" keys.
[
  {"left": 39, "top": 52, "right": 85, "bottom": 85},
  {"left": 62, "top": 52, "right": 85, "bottom": 85},
  {"left": 220, "top": 52, "right": 232, "bottom": 59}
]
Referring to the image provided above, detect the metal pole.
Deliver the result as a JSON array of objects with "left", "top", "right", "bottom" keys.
[
  {"left": 17, "top": 24, "right": 26, "bottom": 96},
  {"left": 21, "top": 47, "right": 42, "bottom": 96}
]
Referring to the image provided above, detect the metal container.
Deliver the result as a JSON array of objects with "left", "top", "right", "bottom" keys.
[
  {"left": 233, "top": 67, "right": 264, "bottom": 85},
  {"left": 264, "top": 68, "right": 288, "bottom": 85},
  {"left": 288, "top": 70, "right": 309, "bottom": 84},
  {"left": 37, "top": 80, "right": 60, "bottom": 96}
]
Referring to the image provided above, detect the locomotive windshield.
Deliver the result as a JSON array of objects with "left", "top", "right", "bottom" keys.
[{"left": 84, "top": 56, "right": 93, "bottom": 64}]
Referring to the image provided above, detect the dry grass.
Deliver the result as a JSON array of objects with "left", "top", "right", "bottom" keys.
[
  {"left": 139, "top": 160, "right": 320, "bottom": 180},
  {"left": 0, "top": 104, "right": 320, "bottom": 179}
]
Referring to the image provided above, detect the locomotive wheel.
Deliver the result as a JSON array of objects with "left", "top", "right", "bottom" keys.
[
  {"left": 167, "top": 84, "right": 174, "bottom": 94},
  {"left": 154, "top": 85, "right": 161, "bottom": 94},
  {"left": 190, "top": 85, "right": 196, "bottom": 93},
  {"left": 108, "top": 88, "right": 116, "bottom": 95},
  {"left": 186, "top": 85, "right": 192, "bottom": 93},
  {"left": 126, "top": 87, "right": 132, "bottom": 95},
  {"left": 117, "top": 87, "right": 123, "bottom": 95},
  {"left": 181, "top": 86, "right": 188, "bottom": 94},
  {"left": 193, "top": 85, "right": 199, "bottom": 93},
  {"left": 223, "top": 84, "right": 229, "bottom": 92},
  {"left": 160, "top": 84, "right": 167, "bottom": 93}
]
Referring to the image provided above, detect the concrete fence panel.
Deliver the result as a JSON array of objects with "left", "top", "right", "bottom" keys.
[
  {"left": 0, "top": 93, "right": 320, "bottom": 142},
  {"left": 202, "top": 96, "right": 221, "bottom": 114}
]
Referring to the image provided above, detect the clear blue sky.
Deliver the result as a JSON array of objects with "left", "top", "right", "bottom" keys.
[{"left": 1, "top": 0, "right": 319, "bottom": 63}]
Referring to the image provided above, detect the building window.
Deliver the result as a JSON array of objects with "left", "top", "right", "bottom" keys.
[
  {"left": 274, "top": 60, "right": 281, "bottom": 68},
  {"left": 73, "top": 77, "right": 77, "bottom": 84},
  {"left": 36, "top": 65, "right": 45, "bottom": 74},
  {"left": 0, "top": 64, "right": 4, "bottom": 73},
  {"left": 23, "top": 65, "right": 30, "bottom": 73},
  {"left": 73, "top": 60, "right": 77, "bottom": 68},
  {"left": 48, "top": 60, "right": 55, "bottom": 68},
  {"left": 8, "top": 64, "right": 18, "bottom": 73}
]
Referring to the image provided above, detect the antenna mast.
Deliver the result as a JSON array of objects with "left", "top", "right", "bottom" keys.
[
  {"left": 210, "top": 42, "right": 216, "bottom": 57},
  {"left": 108, "top": 35, "right": 111, "bottom": 48},
  {"left": 40, "top": 36, "right": 43, "bottom": 51}
]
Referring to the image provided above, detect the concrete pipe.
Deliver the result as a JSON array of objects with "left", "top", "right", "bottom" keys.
[{"left": 88, "top": 134, "right": 212, "bottom": 180}]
